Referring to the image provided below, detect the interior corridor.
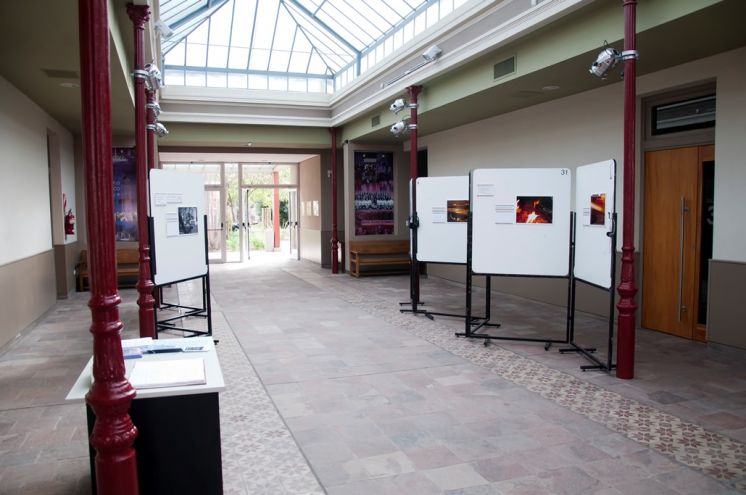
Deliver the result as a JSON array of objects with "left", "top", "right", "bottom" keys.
[{"left": 1, "top": 260, "right": 745, "bottom": 494}]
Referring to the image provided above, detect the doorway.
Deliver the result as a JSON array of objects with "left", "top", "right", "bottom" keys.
[
  {"left": 242, "top": 186, "right": 299, "bottom": 261},
  {"left": 641, "top": 145, "right": 714, "bottom": 341}
]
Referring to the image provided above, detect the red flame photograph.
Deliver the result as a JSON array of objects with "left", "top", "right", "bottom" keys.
[
  {"left": 447, "top": 200, "right": 469, "bottom": 222},
  {"left": 590, "top": 193, "right": 606, "bottom": 225},
  {"left": 516, "top": 196, "right": 553, "bottom": 224}
]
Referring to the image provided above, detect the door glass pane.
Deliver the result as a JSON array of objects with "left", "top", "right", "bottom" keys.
[
  {"left": 698, "top": 161, "right": 714, "bottom": 325},
  {"left": 163, "top": 163, "right": 221, "bottom": 185},
  {"left": 224, "top": 164, "right": 241, "bottom": 262},
  {"left": 241, "top": 163, "right": 298, "bottom": 186},
  {"left": 205, "top": 189, "right": 223, "bottom": 262}
]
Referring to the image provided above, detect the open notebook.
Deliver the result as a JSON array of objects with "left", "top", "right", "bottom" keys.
[{"left": 128, "top": 358, "right": 206, "bottom": 389}]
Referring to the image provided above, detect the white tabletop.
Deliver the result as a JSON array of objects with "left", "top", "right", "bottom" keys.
[{"left": 65, "top": 337, "right": 226, "bottom": 402}]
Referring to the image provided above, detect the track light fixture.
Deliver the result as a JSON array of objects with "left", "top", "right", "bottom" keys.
[
  {"left": 146, "top": 122, "right": 169, "bottom": 137},
  {"left": 382, "top": 45, "right": 443, "bottom": 88},
  {"left": 589, "top": 42, "right": 638, "bottom": 79}
]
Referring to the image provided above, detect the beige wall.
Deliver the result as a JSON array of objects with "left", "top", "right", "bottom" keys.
[
  {"left": 299, "top": 155, "right": 322, "bottom": 264},
  {"left": 0, "top": 76, "right": 78, "bottom": 346},
  {"left": 342, "top": 142, "right": 409, "bottom": 270},
  {"left": 0, "top": 251, "right": 57, "bottom": 349}
]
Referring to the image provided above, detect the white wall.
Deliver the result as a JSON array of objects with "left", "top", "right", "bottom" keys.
[
  {"left": 712, "top": 49, "right": 746, "bottom": 262},
  {"left": 0, "top": 76, "right": 75, "bottom": 266},
  {"left": 299, "top": 155, "right": 322, "bottom": 264},
  {"left": 421, "top": 46, "right": 746, "bottom": 265}
]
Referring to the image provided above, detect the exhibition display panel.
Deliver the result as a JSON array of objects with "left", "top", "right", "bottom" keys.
[
  {"left": 149, "top": 169, "right": 212, "bottom": 336},
  {"left": 559, "top": 159, "right": 618, "bottom": 372},
  {"left": 408, "top": 175, "right": 495, "bottom": 322},
  {"left": 415, "top": 176, "right": 469, "bottom": 264}
]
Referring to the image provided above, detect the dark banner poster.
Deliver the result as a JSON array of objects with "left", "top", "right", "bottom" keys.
[
  {"left": 354, "top": 151, "right": 394, "bottom": 235},
  {"left": 113, "top": 147, "right": 138, "bottom": 241}
]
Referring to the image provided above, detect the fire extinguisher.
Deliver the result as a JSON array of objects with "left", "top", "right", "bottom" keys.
[{"left": 63, "top": 193, "right": 75, "bottom": 237}]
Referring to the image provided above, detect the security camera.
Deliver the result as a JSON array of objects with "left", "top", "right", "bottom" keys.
[
  {"left": 390, "top": 121, "right": 406, "bottom": 135},
  {"left": 389, "top": 98, "right": 406, "bottom": 114},
  {"left": 422, "top": 45, "right": 443, "bottom": 62}
]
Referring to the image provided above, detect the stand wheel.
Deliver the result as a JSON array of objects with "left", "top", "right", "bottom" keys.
[
  {"left": 544, "top": 342, "right": 552, "bottom": 351},
  {"left": 484, "top": 339, "right": 490, "bottom": 347}
]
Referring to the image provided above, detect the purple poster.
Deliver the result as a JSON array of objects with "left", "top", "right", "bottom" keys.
[
  {"left": 113, "top": 147, "right": 138, "bottom": 241},
  {"left": 354, "top": 152, "right": 394, "bottom": 235}
]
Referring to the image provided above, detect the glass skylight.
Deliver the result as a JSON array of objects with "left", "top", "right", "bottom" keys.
[{"left": 161, "top": 0, "right": 468, "bottom": 94}]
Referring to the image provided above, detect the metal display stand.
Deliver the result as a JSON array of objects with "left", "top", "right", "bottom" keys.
[
  {"left": 400, "top": 213, "right": 427, "bottom": 315},
  {"left": 151, "top": 216, "right": 213, "bottom": 338},
  {"left": 559, "top": 213, "right": 617, "bottom": 372},
  {"left": 456, "top": 211, "right": 574, "bottom": 349}
]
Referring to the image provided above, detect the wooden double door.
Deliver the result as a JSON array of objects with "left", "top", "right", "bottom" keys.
[{"left": 641, "top": 145, "right": 714, "bottom": 341}]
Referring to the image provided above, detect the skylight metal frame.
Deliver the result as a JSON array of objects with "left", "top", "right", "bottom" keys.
[{"left": 161, "top": 0, "right": 459, "bottom": 94}]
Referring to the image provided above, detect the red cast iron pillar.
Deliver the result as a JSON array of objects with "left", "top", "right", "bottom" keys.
[
  {"left": 128, "top": 4, "right": 156, "bottom": 339},
  {"left": 79, "top": 0, "right": 139, "bottom": 493},
  {"left": 146, "top": 90, "right": 157, "bottom": 171},
  {"left": 616, "top": 0, "right": 638, "bottom": 379},
  {"left": 330, "top": 127, "right": 339, "bottom": 273},
  {"left": 408, "top": 85, "right": 422, "bottom": 308}
]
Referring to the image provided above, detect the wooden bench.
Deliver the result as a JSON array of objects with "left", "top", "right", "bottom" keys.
[
  {"left": 75, "top": 248, "right": 140, "bottom": 291},
  {"left": 348, "top": 240, "right": 410, "bottom": 277}
]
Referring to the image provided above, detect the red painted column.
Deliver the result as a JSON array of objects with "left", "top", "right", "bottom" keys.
[
  {"left": 329, "top": 127, "right": 339, "bottom": 273},
  {"left": 616, "top": 0, "right": 638, "bottom": 379},
  {"left": 146, "top": 90, "right": 157, "bottom": 171},
  {"left": 146, "top": 89, "right": 159, "bottom": 308},
  {"left": 79, "top": 0, "right": 139, "bottom": 493},
  {"left": 273, "top": 171, "right": 281, "bottom": 249},
  {"left": 408, "top": 85, "right": 422, "bottom": 305},
  {"left": 127, "top": 4, "right": 156, "bottom": 339}
]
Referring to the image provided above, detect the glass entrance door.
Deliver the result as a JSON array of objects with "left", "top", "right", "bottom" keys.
[
  {"left": 288, "top": 189, "right": 300, "bottom": 260},
  {"left": 205, "top": 188, "right": 224, "bottom": 263}
]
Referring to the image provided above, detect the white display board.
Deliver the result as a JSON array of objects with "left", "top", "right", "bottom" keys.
[
  {"left": 471, "top": 168, "right": 572, "bottom": 276},
  {"left": 416, "top": 176, "right": 469, "bottom": 264},
  {"left": 574, "top": 160, "right": 616, "bottom": 288},
  {"left": 150, "top": 169, "right": 207, "bottom": 285}
]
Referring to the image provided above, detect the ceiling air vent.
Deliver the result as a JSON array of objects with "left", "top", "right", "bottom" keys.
[
  {"left": 43, "top": 69, "right": 79, "bottom": 79},
  {"left": 493, "top": 56, "right": 516, "bottom": 80},
  {"left": 371, "top": 115, "right": 381, "bottom": 127}
]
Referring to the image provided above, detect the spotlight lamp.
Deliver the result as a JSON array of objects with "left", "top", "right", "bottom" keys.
[
  {"left": 422, "top": 45, "right": 443, "bottom": 62},
  {"left": 390, "top": 98, "right": 406, "bottom": 114},
  {"left": 144, "top": 63, "right": 163, "bottom": 90},
  {"left": 390, "top": 120, "right": 417, "bottom": 137},
  {"left": 589, "top": 42, "right": 638, "bottom": 79},
  {"left": 146, "top": 101, "right": 161, "bottom": 117},
  {"left": 146, "top": 122, "right": 169, "bottom": 137}
]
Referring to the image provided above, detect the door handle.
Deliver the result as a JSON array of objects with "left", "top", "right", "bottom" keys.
[{"left": 678, "top": 197, "right": 689, "bottom": 322}]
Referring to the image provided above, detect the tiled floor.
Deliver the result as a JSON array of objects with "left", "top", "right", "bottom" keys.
[{"left": 1, "top": 257, "right": 745, "bottom": 494}]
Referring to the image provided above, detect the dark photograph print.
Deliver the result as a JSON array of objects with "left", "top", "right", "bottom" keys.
[
  {"left": 516, "top": 196, "right": 553, "bottom": 224},
  {"left": 590, "top": 193, "right": 606, "bottom": 225},
  {"left": 178, "top": 206, "right": 199, "bottom": 235},
  {"left": 447, "top": 200, "right": 469, "bottom": 222}
]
